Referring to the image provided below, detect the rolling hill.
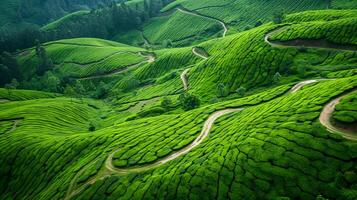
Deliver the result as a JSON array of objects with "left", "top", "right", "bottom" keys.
[{"left": 1, "top": 1, "right": 357, "bottom": 200}]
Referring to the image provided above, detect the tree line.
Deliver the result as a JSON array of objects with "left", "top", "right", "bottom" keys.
[{"left": 0, "top": 0, "right": 173, "bottom": 53}]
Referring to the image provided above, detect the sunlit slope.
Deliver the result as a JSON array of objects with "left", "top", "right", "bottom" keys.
[
  {"left": 185, "top": 10, "right": 357, "bottom": 100},
  {"left": 163, "top": 0, "right": 329, "bottom": 32},
  {"left": 1, "top": 76, "right": 356, "bottom": 199},
  {"left": 17, "top": 38, "right": 148, "bottom": 79},
  {"left": 142, "top": 9, "right": 220, "bottom": 45}
]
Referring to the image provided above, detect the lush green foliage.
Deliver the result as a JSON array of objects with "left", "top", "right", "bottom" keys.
[
  {"left": 1, "top": 3, "right": 357, "bottom": 200},
  {"left": 143, "top": 10, "right": 219, "bottom": 45},
  {"left": 333, "top": 92, "right": 357, "bottom": 123},
  {"left": 165, "top": 0, "right": 328, "bottom": 32},
  {"left": 270, "top": 17, "right": 357, "bottom": 45}
]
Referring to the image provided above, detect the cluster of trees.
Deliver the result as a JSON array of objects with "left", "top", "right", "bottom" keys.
[
  {"left": 178, "top": 93, "right": 200, "bottom": 111},
  {"left": 0, "top": 0, "right": 173, "bottom": 53},
  {"left": 0, "top": 52, "right": 20, "bottom": 86},
  {"left": 159, "top": 93, "right": 201, "bottom": 112},
  {"left": 23, "top": 73, "right": 111, "bottom": 99}
]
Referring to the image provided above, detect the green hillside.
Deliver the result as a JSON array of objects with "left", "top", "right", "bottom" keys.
[
  {"left": 18, "top": 38, "right": 148, "bottom": 79},
  {"left": 1, "top": 1, "right": 357, "bottom": 200}
]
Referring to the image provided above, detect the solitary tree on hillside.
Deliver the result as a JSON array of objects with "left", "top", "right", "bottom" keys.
[{"left": 178, "top": 93, "right": 200, "bottom": 111}]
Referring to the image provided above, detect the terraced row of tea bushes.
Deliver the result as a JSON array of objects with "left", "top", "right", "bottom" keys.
[
  {"left": 46, "top": 37, "right": 131, "bottom": 47},
  {"left": 58, "top": 52, "right": 146, "bottom": 78},
  {"left": 165, "top": 0, "right": 328, "bottom": 31},
  {"left": 162, "top": 0, "right": 234, "bottom": 12},
  {"left": 143, "top": 10, "right": 219, "bottom": 44},
  {"left": 187, "top": 25, "right": 295, "bottom": 100},
  {"left": 283, "top": 9, "right": 357, "bottom": 23},
  {"left": 0, "top": 88, "right": 60, "bottom": 101},
  {"left": 17, "top": 38, "right": 146, "bottom": 78},
  {"left": 135, "top": 47, "right": 197, "bottom": 80},
  {"left": 331, "top": 0, "right": 357, "bottom": 9},
  {"left": 113, "top": 85, "right": 295, "bottom": 166},
  {"left": 327, "top": 68, "right": 357, "bottom": 78},
  {"left": 116, "top": 78, "right": 182, "bottom": 104},
  {"left": 0, "top": 98, "right": 105, "bottom": 134},
  {"left": 270, "top": 17, "right": 357, "bottom": 45},
  {"left": 0, "top": 79, "right": 298, "bottom": 199},
  {"left": 110, "top": 47, "right": 198, "bottom": 102},
  {"left": 0, "top": 94, "right": 116, "bottom": 198},
  {"left": 41, "top": 11, "right": 90, "bottom": 31},
  {"left": 187, "top": 14, "right": 357, "bottom": 101},
  {"left": 333, "top": 91, "right": 357, "bottom": 124},
  {"left": 0, "top": 120, "right": 13, "bottom": 134},
  {"left": 73, "top": 76, "right": 357, "bottom": 200}
]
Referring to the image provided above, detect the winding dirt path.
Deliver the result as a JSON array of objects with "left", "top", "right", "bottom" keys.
[
  {"left": 181, "top": 68, "right": 191, "bottom": 91},
  {"left": 177, "top": 8, "right": 227, "bottom": 38},
  {"left": 65, "top": 79, "right": 352, "bottom": 199},
  {"left": 265, "top": 26, "right": 357, "bottom": 52},
  {"left": 289, "top": 80, "right": 318, "bottom": 93},
  {"left": 319, "top": 90, "right": 357, "bottom": 141},
  {"left": 106, "top": 108, "right": 243, "bottom": 174},
  {"left": 192, "top": 47, "right": 209, "bottom": 60}
]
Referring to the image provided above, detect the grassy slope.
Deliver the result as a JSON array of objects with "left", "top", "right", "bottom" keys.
[
  {"left": 0, "top": 88, "right": 60, "bottom": 101},
  {"left": 143, "top": 10, "right": 219, "bottom": 45},
  {"left": 184, "top": 10, "right": 357, "bottom": 101},
  {"left": 41, "top": 11, "right": 90, "bottom": 31},
  {"left": 333, "top": 92, "right": 357, "bottom": 123},
  {"left": 17, "top": 38, "right": 147, "bottom": 78},
  {"left": 1, "top": 77, "right": 357, "bottom": 200},
  {"left": 2, "top": 7, "right": 357, "bottom": 200},
  {"left": 162, "top": 0, "right": 329, "bottom": 34}
]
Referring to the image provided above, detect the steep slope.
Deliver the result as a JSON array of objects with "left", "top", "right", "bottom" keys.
[
  {"left": 1, "top": 76, "right": 356, "bottom": 200},
  {"left": 185, "top": 10, "right": 357, "bottom": 100}
]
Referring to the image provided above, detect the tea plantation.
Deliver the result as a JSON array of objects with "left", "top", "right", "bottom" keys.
[{"left": 1, "top": 1, "right": 357, "bottom": 200}]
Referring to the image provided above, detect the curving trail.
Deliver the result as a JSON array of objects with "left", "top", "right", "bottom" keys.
[
  {"left": 65, "top": 79, "right": 351, "bottom": 199},
  {"left": 289, "top": 80, "right": 318, "bottom": 93},
  {"left": 106, "top": 108, "right": 243, "bottom": 174},
  {"left": 319, "top": 90, "right": 357, "bottom": 141},
  {"left": 265, "top": 26, "right": 357, "bottom": 52},
  {"left": 192, "top": 47, "right": 209, "bottom": 60},
  {"left": 181, "top": 68, "right": 191, "bottom": 91},
  {"left": 177, "top": 8, "right": 227, "bottom": 38}
]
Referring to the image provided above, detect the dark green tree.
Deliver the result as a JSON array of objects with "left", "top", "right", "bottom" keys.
[
  {"left": 36, "top": 40, "right": 53, "bottom": 75},
  {"left": 178, "top": 93, "right": 200, "bottom": 111},
  {"left": 216, "top": 83, "right": 229, "bottom": 97},
  {"left": 236, "top": 86, "right": 246, "bottom": 97},
  {"left": 161, "top": 96, "right": 172, "bottom": 110}
]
